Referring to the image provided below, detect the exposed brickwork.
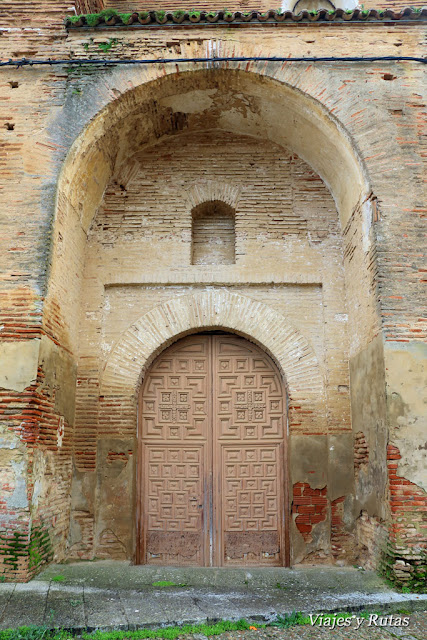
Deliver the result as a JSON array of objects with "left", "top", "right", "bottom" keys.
[
  {"left": 331, "top": 496, "right": 355, "bottom": 561},
  {"left": 356, "top": 510, "right": 387, "bottom": 571},
  {"left": 292, "top": 483, "right": 328, "bottom": 543},
  {"left": 103, "top": 3, "right": 427, "bottom": 14},
  {"left": 76, "top": 0, "right": 104, "bottom": 13},
  {"left": 0, "top": 290, "right": 42, "bottom": 341},
  {"left": 342, "top": 198, "right": 381, "bottom": 356},
  {"left": 74, "top": 376, "right": 99, "bottom": 471},
  {"left": 68, "top": 1, "right": 427, "bottom": 13},
  {"left": 386, "top": 444, "right": 427, "bottom": 586},
  {"left": 354, "top": 431, "right": 369, "bottom": 475},
  {"left": 106, "top": 450, "right": 129, "bottom": 463},
  {"left": 0, "top": 523, "right": 31, "bottom": 582},
  {"left": 96, "top": 528, "right": 127, "bottom": 559},
  {"left": 0, "top": 361, "right": 73, "bottom": 578},
  {"left": 291, "top": 486, "right": 358, "bottom": 563}
]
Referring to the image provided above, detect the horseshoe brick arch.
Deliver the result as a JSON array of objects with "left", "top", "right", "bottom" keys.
[{"left": 101, "top": 289, "right": 324, "bottom": 406}]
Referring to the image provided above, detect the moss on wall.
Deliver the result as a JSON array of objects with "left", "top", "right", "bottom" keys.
[
  {"left": 380, "top": 542, "right": 427, "bottom": 593},
  {"left": 0, "top": 525, "right": 53, "bottom": 581}
]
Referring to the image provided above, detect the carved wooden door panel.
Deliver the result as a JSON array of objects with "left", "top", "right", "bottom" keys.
[
  {"left": 138, "top": 333, "right": 288, "bottom": 566},
  {"left": 139, "top": 335, "right": 210, "bottom": 565},
  {"left": 212, "top": 335, "right": 287, "bottom": 566}
]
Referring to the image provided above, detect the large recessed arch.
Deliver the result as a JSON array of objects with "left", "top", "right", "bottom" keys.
[
  {"left": 47, "top": 65, "right": 371, "bottom": 355},
  {"left": 56, "top": 66, "right": 370, "bottom": 235},
  {"left": 48, "top": 61, "right": 377, "bottom": 567}
]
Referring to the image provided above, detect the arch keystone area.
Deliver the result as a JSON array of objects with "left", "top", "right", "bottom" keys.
[
  {"left": 100, "top": 290, "right": 324, "bottom": 406},
  {"left": 185, "top": 180, "right": 242, "bottom": 210}
]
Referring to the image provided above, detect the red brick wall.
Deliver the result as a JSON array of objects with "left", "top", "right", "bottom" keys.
[
  {"left": 292, "top": 484, "right": 328, "bottom": 542},
  {"left": 386, "top": 444, "right": 427, "bottom": 586}
]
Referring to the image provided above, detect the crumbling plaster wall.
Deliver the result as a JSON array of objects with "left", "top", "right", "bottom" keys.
[
  {"left": 386, "top": 343, "right": 426, "bottom": 493},
  {"left": 0, "top": 10, "right": 425, "bottom": 578},
  {"left": 0, "top": 333, "right": 76, "bottom": 578},
  {"left": 384, "top": 343, "right": 427, "bottom": 583}
]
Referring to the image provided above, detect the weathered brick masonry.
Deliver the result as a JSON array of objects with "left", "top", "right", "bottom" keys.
[{"left": 0, "top": 1, "right": 425, "bottom": 582}]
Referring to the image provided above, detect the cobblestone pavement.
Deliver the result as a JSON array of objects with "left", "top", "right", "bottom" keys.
[{"left": 187, "top": 614, "right": 427, "bottom": 640}]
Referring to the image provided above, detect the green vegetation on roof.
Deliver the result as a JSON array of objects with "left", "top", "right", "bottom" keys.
[{"left": 64, "top": 7, "right": 425, "bottom": 28}]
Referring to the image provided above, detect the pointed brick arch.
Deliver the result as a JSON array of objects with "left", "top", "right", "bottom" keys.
[{"left": 100, "top": 290, "right": 326, "bottom": 430}]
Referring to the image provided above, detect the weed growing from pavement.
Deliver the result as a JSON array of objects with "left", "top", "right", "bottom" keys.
[
  {"left": 270, "top": 611, "right": 310, "bottom": 627},
  {"left": 151, "top": 580, "right": 186, "bottom": 588},
  {"left": 0, "top": 627, "right": 72, "bottom": 640},
  {"left": 82, "top": 619, "right": 256, "bottom": 640}
]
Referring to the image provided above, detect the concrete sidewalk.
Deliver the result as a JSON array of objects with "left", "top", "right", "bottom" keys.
[{"left": 0, "top": 562, "right": 426, "bottom": 632}]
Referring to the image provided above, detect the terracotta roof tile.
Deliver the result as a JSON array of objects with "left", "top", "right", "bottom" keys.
[{"left": 65, "top": 8, "right": 427, "bottom": 28}]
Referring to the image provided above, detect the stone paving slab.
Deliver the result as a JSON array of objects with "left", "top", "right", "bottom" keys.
[
  {"left": 193, "top": 591, "right": 277, "bottom": 622},
  {"left": 0, "top": 590, "right": 47, "bottom": 628},
  {"left": 84, "top": 588, "right": 128, "bottom": 631},
  {"left": 0, "top": 564, "right": 426, "bottom": 631},
  {"left": 37, "top": 563, "right": 393, "bottom": 592},
  {"left": 44, "top": 584, "right": 85, "bottom": 629},
  {"left": 0, "top": 584, "right": 15, "bottom": 620},
  {"left": 121, "top": 590, "right": 206, "bottom": 629}
]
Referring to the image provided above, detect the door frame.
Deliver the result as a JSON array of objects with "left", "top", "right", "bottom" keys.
[{"left": 135, "top": 331, "right": 290, "bottom": 567}]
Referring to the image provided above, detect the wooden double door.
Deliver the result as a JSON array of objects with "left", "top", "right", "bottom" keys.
[{"left": 138, "top": 333, "right": 288, "bottom": 566}]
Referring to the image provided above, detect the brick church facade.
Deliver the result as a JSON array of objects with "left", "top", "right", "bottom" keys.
[{"left": 0, "top": 1, "right": 426, "bottom": 585}]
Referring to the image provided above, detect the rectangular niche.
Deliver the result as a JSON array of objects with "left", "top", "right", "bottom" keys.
[{"left": 191, "top": 200, "right": 236, "bottom": 265}]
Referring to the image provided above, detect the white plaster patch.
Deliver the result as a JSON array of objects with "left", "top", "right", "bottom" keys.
[
  {"left": 7, "top": 458, "right": 28, "bottom": 509},
  {"left": 0, "top": 437, "right": 18, "bottom": 449},
  {"left": 385, "top": 342, "right": 427, "bottom": 491},
  {"left": 0, "top": 339, "right": 40, "bottom": 392},
  {"left": 361, "top": 199, "right": 373, "bottom": 253},
  {"left": 160, "top": 89, "right": 216, "bottom": 114},
  {"left": 57, "top": 416, "right": 65, "bottom": 448}
]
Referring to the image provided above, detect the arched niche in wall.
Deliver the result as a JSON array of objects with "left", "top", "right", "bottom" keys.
[{"left": 191, "top": 200, "right": 236, "bottom": 265}]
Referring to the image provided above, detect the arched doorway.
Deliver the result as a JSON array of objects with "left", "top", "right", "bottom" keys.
[
  {"left": 49, "top": 65, "right": 372, "bottom": 570},
  {"left": 137, "top": 332, "right": 289, "bottom": 567}
]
